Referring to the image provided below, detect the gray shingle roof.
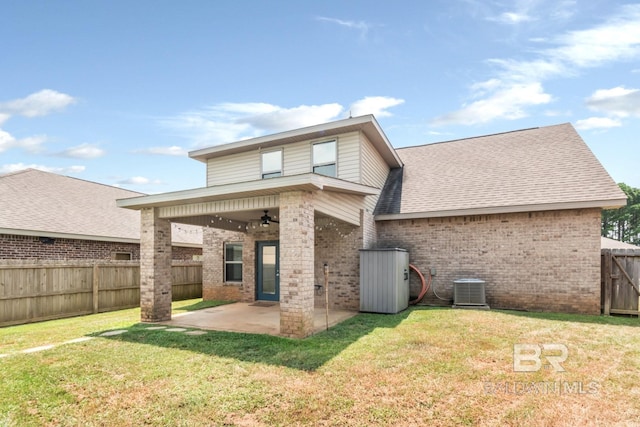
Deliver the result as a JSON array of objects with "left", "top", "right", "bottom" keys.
[
  {"left": 377, "top": 123, "right": 626, "bottom": 217},
  {"left": 0, "top": 169, "right": 202, "bottom": 246}
]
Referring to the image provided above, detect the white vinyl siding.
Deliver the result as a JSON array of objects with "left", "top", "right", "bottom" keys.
[
  {"left": 207, "top": 151, "right": 260, "bottom": 186},
  {"left": 315, "top": 191, "right": 364, "bottom": 225},
  {"left": 336, "top": 132, "right": 360, "bottom": 182},
  {"left": 158, "top": 195, "right": 279, "bottom": 218},
  {"left": 206, "top": 131, "right": 367, "bottom": 187},
  {"left": 360, "top": 133, "right": 390, "bottom": 212},
  {"left": 283, "top": 143, "right": 311, "bottom": 175}
]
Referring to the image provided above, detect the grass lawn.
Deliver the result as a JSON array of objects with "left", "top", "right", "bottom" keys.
[{"left": 1, "top": 300, "right": 639, "bottom": 426}]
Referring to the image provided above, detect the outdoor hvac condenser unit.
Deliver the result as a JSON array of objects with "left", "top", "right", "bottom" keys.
[
  {"left": 359, "top": 248, "right": 410, "bottom": 314},
  {"left": 452, "top": 278, "right": 489, "bottom": 309}
]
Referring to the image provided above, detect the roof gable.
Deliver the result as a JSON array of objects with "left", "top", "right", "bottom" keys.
[{"left": 376, "top": 123, "right": 626, "bottom": 218}]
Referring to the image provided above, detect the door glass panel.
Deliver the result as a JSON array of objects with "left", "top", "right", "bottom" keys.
[{"left": 261, "top": 246, "right": 277, "bottom": 295}]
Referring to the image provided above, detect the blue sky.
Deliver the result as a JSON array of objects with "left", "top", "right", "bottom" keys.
[{"left": 1, "top": 0, "right": 639, "bottom": 193}]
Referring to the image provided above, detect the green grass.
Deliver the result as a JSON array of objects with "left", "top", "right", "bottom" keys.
[{"left": 1, "top": 302, "right": 639, "bottom": 426}]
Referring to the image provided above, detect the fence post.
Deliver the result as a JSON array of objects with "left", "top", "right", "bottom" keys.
[
  {"left": 93, "top": 264, "right": 100, "bottom": 314},
  {"left": 603, "top": 250, "right": 611, "bottom": 316}
]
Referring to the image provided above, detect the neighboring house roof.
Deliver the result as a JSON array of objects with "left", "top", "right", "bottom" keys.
[
  {"left": 601, "top": 237, "right": 639, "bottom": 250},
  {"left": 0, "top": 169, "right": 202, "bottom": 246},
  {"left": 375, "top": 123, "right": 627, "bottom": 219}
]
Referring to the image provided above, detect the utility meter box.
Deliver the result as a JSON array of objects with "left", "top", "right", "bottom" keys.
[{"left": 359, "top": 248, "right": 410, "bottom": 314}]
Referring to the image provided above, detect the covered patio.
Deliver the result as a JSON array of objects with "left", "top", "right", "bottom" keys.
[
  {"left": 117, "top": 173, "right": 379, "bottom": 338},
  {"left": 162, "top": 302, "right": 358, "bottom": 336}
]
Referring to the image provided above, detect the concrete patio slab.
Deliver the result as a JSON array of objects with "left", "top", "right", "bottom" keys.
[{"left": 160, "top": 302, "right": 358, "bottom": 337}]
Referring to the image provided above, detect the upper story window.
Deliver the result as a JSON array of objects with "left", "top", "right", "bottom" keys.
[
  {"left": 261, "top": 150, "right": 282, "bottom": 179},
  {"left": 312, "top": 140, "right": 337, "bottom": 177}
]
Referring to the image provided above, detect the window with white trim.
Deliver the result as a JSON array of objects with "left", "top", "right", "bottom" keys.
[
  {"left": 261, "top": 150, "right": 282, "bottom": 179},
  {"left": 312, "top": 140, "right": 336, "bottom": 177},
  {"left": 224, "top": 242, "right": 243, "bottom": 282}
]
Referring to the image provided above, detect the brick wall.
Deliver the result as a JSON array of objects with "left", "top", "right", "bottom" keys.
[
  {"left": 314, "top": 217, "right": 361, "bottom": 310},
  {"left": 376, "top": 209, "right": 602, "bottom": 314},
  {"left": 0, "top": 234, "right": 201, "bottom": 261},
  {"left": 201, "top": 225, "right": 280, "bottom": 302},
  {"left": 202, "top": 227, "right": 246, "bottom": 301}
]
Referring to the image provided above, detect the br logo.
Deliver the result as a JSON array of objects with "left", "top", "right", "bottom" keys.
[{"left": 513, "top": 343, "right": 568, "bottom": 372}]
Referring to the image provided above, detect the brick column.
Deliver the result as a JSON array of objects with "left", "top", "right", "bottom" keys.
[
  {"left": 140, "top": 207, "right": 172, "bottom": 322},
  {"left": 202, "top": 227, "right": 222, "bottom": 300},
  {"left": 279, "top": 191, "right": 315, "bottom": 338}
]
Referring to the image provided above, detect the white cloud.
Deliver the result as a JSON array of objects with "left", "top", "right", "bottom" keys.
[
  {"left": 543, "top": 109, "right": 572, "bottom": 117},
  {"left": 238, "top": 103, "right": 344, "bottom": 131},
  {"left": 0, "top": 89, "right": 76, "bottom": 118},
  {"left": 116, "top": 176, "right": 163, "bottom": 186},
  {"left": 486, "top": 0, "right": 576, "bottom": 25},
  {"left": 490, "top": 11, "right": 533, "bottom": 25},
  {"left": 135, "top": 145, "right": 189, "bottom": 156},
  {"left": 349, "top": 96, "right": 404, "bottom": 118},
  {"left": 585, "top": 86, "right": 640, "bottom": 118},
  {"left": 427, "top": 130, "right": 452, "bottom": 136},
  {"left": 432, "top": 82, "right": 552, "bottom": 126},
  {"left": 18, "top": 135, "right": 48, "bottom": 153},
  {"left": 316, "top": 16, "right": 372, "bottom": 39},
  {"left": 574, "top": 117, "right": 622, "bottom": 130},
  {"left": 0, "top": 129, "right": 16, "bottom": 153},
  {"left": 549, "top": 5, "right": 640, "bottom": 68},
  {"left": 433, "top": 4, "right": 640, "bottom": 126},
  {"left": 57, "top": 143, "right": 106, "bottom": 159},
  {"left": 0, "top": 89, "right": 76, "bottom": 156},
  {"left": 162, "top": 113, "right": 254, "bottom": 147},
  {"left": 0, "top": 130, "right": 47, "bottom": 154},
  {"left": 487, "top": 58, "right": 567, "bottom": 83},
  {"left": 162, "top": 96, "right": 403, "bottom": 147},
  {"left": 0, "top": 163, "right": 85, "bottom": 175}
]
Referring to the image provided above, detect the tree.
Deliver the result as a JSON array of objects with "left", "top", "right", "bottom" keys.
[{"left": 602, "top": 183, "right": 640, "bottom": 245}]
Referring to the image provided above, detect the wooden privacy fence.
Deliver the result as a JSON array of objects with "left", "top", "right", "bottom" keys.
[
  {"left": 0, "top": 260, "right": 202, "bottom": 327},
  {"left": 602, "top": 249, "right": 640, "bottom": 315}
]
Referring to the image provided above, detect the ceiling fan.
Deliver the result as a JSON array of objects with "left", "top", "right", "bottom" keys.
[{"left": 260, "top": 210, "right": 279, "bottom": 227}]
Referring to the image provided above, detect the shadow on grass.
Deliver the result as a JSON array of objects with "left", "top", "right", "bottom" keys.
[
  {"left": 172, "top": 300, "right": 235, "bottom": 313},
  {"left": 93, "top": 309, "right": 412, "bottom": 371},
  {"left": 494, "top": 308, "right": 640, "bottom": 327}
]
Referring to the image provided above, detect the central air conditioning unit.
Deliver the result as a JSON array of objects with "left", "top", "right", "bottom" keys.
[{"left": 452, "top": 278, "right": 489, "bottom": 309}]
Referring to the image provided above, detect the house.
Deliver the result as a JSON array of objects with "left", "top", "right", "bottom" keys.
[
  {"left": 0, "top": 169, "right": 202, "bottom": 261},
  {"left": 601, "top": 237, "right": 639, "bottom": 250},
  {"left": 117, "top": 115, "right": 626, "bottom": 337}
]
